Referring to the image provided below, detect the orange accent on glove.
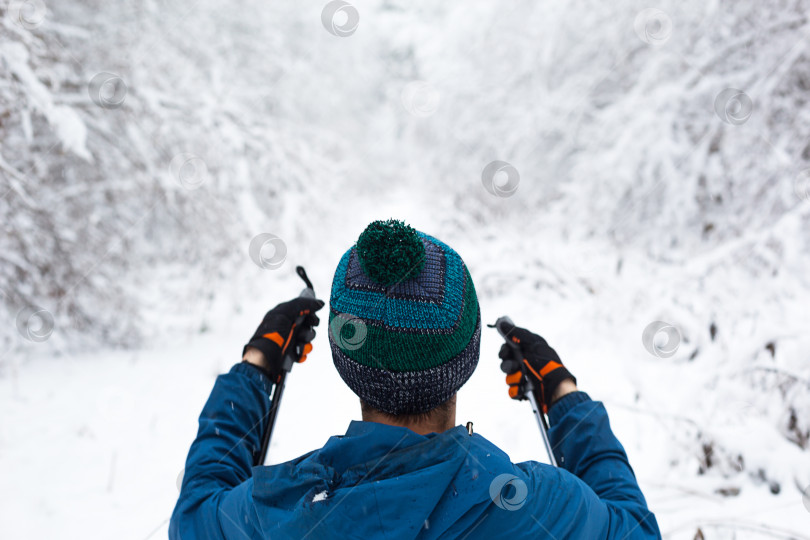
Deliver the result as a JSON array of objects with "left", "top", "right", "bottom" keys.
[
  {"left": 262, "top": 332, "right": 285, "bottom": 347},
  {"left": 506, "top": 371, "right": 522, "bottom": 398},
  {"left": 540, "top": 360, "right": 563, "bottom": 377}
]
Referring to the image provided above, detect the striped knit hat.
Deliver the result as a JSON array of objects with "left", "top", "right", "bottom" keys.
[{"left": 329, "top": 219, "right": 481, "bottom": 415}]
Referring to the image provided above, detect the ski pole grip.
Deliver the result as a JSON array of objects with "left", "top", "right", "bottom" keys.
[
  {"left": 281, "top": 266, "right": 317, "bottom": 371},
  {"left": 494, "top": 315, "right": 536, "bottom": 393},
  {"left": 299, "top": 288, "right": 315, "bottom": 299},
  {"left": 494, "top": 316, "right": 518, "bottom": 349},
  {"left": 296, "top": 266, "right": 314, "bottom": 293},
  {"left": 493, "top": 315, "right": 522, "bottom": 375},
  {"left": 297, "top": 266, "right": 315, "bottom": 300}
]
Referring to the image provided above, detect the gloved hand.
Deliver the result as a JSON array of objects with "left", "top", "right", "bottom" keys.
[
  {"left": 498, "top": 322, "right": 576, "bottom": 412},
  {"left": 243, "top": 297, "right": 325, "bottom": 380}
]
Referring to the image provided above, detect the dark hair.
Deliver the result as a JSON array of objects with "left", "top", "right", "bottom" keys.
[{"left": 360, "top": 394, "right": 456, "bottom": 425}]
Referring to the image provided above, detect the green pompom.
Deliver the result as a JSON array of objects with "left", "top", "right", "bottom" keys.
[{"left": 356, "top": 219, "right": 426, "bottom": 285}]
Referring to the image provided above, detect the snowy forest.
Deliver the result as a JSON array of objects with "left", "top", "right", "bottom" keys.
[{"left": 2, "top": 0, "right": 810, "bottom": 538}]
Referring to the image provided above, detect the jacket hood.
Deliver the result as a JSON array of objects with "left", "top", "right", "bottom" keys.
[{"left": 251, "top": 420, "right": 516, "bottom": 539}]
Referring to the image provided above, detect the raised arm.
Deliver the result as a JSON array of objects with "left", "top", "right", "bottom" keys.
[
  {"left": 499, "top": 322, "right": 661, "bottom": 539},
  {"left": 170, "top": 297, "right": 324, "bottom": 539},
  {"left": 170, "top": 362, "right": 271, "bottom": 539},
  {"left": 548, "top": 390, "right": 660, "bottom": 538}
]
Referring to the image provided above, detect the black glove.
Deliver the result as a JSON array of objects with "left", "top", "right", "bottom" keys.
[
  {"left": 243, "top": 297, "right": 325, "bottom": 380},
  {"left": 498, "top": 322, "right": 576, "bottom": 412}
]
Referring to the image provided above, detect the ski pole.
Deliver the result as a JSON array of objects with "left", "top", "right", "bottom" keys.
[
  {"left": 256, "top": 265, "right": 316, "bottom": 466},
  {"left": 492, "top": 316, "right": 558, "bottom": 467}
]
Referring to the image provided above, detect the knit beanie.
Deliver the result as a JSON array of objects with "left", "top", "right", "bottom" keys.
[{"left": 328, "top": 219, "right": 481, "bottom": 415}]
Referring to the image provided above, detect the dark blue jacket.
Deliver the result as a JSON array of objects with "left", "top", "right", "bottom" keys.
[{"left": 171, "top": 363, "right": 660, "bottom": 539}]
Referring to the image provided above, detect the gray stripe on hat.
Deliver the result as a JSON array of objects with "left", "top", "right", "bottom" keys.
[{"left": 331, "top": 313, "right": 482, "bottom": 415}]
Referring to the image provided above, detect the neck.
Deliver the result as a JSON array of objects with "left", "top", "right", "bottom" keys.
[
  {"left": 362, "top": 414, "right": 456, "bottom": 435},
  {"left": 361, "top": 396, "right": 457, "bottom": 435}
]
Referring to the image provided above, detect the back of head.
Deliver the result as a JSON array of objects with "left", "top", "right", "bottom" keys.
[{"left": 328, "top": 219, "right": 481, "bottom": 416}]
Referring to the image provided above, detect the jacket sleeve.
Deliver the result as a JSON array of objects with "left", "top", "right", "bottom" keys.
[
  {"left": 537, "top": 391, "right": 661, "bottom": 539},
  {"left": 169, "top": 363, "right": 274, "bottom": 539}
]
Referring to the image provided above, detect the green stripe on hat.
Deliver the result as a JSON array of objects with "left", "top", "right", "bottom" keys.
[{"left": 329, "top": 269, "right": 479, "bottom": 372}]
